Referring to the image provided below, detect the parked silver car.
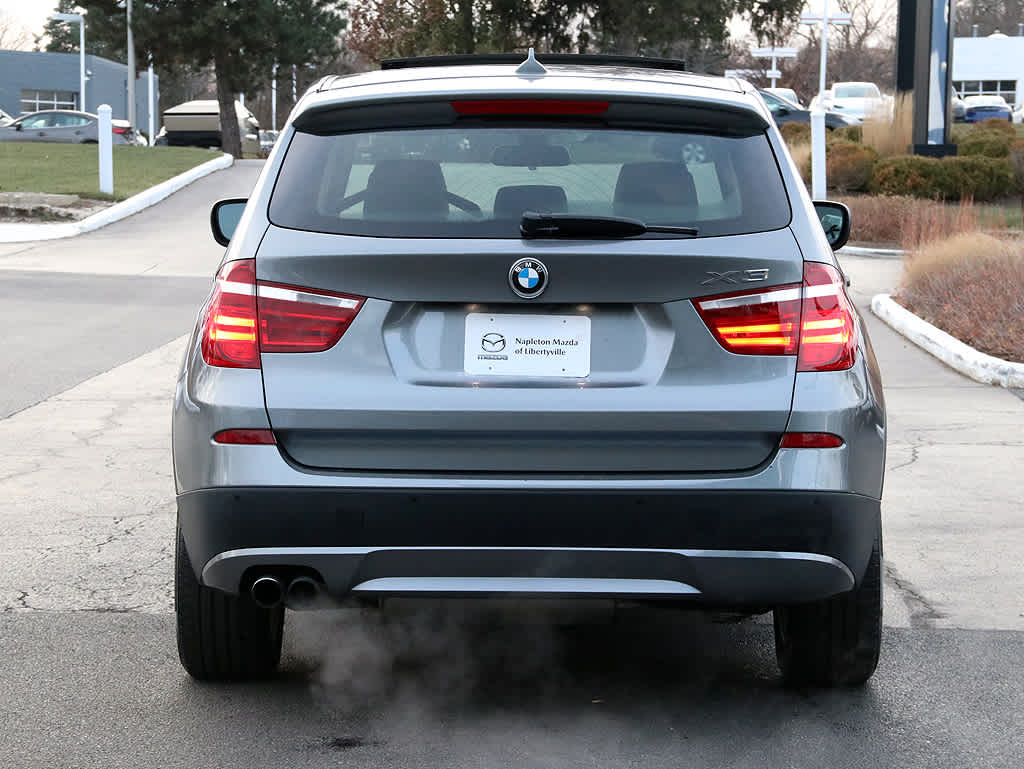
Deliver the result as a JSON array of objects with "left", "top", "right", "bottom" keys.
[
  {"left": 0, "top": 110, "right": 138, "bottom": 144},
  {"left": 174, "top": 52, "right": 886, "bottom": 688}
]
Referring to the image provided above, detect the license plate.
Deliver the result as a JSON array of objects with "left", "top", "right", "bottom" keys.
[{"left": 464, "top": 313, "right": 591, "bottom": 377}]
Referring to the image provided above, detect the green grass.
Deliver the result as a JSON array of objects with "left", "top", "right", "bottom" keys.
[{"left": 0, "top": 144, "right": 223, "bottom": 201}]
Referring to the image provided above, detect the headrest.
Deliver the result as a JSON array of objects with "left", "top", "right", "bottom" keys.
[
  {"left": 493, "top": 185, "right": 568, "bottom": 218},
  {"left": 364, "top": 159, "right": 448, "bottom": 217}
]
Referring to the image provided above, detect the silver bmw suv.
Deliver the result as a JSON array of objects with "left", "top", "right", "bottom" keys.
[{"left": 173, "top": 52, "right": 885, "bottom": 687}]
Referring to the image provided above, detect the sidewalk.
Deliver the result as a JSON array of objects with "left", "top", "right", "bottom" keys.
[{"left": 841, "top": 252, "right": 1024, "bottom": 630}]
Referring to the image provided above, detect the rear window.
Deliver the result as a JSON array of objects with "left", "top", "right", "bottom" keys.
[
  {"left": 833, "top": 84, "right": 880, "bottom": 99},
  {"left": 269, "top": 124, "right": 791, "bottom": 238}
]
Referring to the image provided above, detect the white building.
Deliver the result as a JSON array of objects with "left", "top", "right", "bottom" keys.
[{"left": 952, "top": 31, "right": 1024, "bottom": 108}]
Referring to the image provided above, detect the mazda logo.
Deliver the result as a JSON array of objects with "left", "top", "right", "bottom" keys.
[{"left": 481, "top": 332, "right": 506, "bottom": 352}]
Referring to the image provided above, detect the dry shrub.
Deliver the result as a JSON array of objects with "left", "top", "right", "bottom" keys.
[
  {"left": 900, "top": 196, "right": 982, "bottom": 251},
  {"left": 862, "top": 92, "right": 912, "bottom": 157},
  {"left": 789, "top": 141, "right": 812, "bottom": 184},
  {"left": 837, "top": 195, "right": 1006, "bottom": 246},
  {"left": 896, "top": 233, "right": 1024, "bottom": 362},
  {"left": 780, "top": 121, "right": 810, "bottom": 146}
]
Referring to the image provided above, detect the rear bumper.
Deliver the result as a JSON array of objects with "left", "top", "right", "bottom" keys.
[{"left": 178, "top": 487, "right": 880, "bottom": 607}]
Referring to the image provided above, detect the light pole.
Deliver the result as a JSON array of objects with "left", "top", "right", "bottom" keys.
[
  {"left": 800, "top": 1, "right": 852, "bottom": 198},
  {"left": 117, "top": 0, "right": 135, "bottom": 128},
  {"left": 50, "top": 10, "right": 87, "bottom": 111}
]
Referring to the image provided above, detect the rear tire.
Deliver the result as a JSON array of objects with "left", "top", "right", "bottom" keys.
[
  {"left": 175, "top": 526, "right": 284, "bottom": 680},
  {"left": 773, "top": 535, "right": 882, "bottom": 687}
]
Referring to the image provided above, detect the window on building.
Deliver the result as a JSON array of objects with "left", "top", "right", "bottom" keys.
[
  {"left": 953, "top": 79, "right": 1017, "bottom": 105},
  {"left": 19, "top": 89, "right": 78, "bottom": 114}
]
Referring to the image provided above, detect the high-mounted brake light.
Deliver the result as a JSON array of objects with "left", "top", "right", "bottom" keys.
[
  {"left": 451, "top": 100, "right": 610, "bottom": 116},
  {"left": 693, "top": 263, "right": 856, "bottom": 371},
  {"left": 200, "top": 259, "right": 365, "bottom": 368}
]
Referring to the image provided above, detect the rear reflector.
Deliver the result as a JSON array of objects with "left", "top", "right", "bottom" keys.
[
  {"left": 780, "top": 432, "right": 844, "bottom": 448},
  {"left": 693, "top": 262, "right": 856, "bottom": 371},
  {"left": 212, "top": 429, "right": 276, "bottom": 445},
  {"left": 451, "top": 100, "right": 610, "bottom": 116},
  {"left": 200, "top": 259, "right": 365, "bottom": 368}
]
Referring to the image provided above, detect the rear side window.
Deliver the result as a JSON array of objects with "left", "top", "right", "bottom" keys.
[{"left": 269, "top": 124, "right": 791, "bottom": 238}]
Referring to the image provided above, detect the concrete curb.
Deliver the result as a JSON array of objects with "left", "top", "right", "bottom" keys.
[
  {"left": 0, "top": 152, "right": 233, "bottom": 244},
  {"left": 871, "top": 293, "right": 1024, "bottom": 388},
  {"left": 841, "top": 245, "right": 906, "bottom": 259}
]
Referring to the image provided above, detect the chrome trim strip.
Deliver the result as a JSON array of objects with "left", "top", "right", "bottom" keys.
[
  {"left": 696, "top": 282, "right": 841, "bottom": 311},
  {"left": 217, "top": 278, "right": 255, "bottom": 296},
  {"left": 350, "top": 577, "right": 700, "bottom": 594},
  {"left": 257, "top": 284, "right": 360, "bottom": 308},
  {"left": 202, "top": 546, "right": 853, "bottom": 585},
  {"left": 697, "top": 287, "right": 801, "bottom": 310}
]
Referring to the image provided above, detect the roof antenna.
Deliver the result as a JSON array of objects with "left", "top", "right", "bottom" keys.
[{"left": 516, "top": 47, "right": 547, "bottom": 76}]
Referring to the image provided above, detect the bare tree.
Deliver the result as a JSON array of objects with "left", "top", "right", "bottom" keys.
[{"left": 0, "top": 11, "right": 33, "bottom": 51}]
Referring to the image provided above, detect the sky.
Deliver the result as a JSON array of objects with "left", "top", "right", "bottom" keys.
[{"left": 0, "top": 0, "right": 57, "bottom": 43}]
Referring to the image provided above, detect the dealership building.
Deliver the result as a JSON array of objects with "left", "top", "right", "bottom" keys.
[
  {"left": 0, "top": 50, "right": 158, "bottom": 127},
  {"left": 952, "top": 31, "right": 1024, "bottom": 108}
]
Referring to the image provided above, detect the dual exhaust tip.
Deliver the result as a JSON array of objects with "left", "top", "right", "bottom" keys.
[{"left": 250, "top": 575, "right": 322, "bottom": 609}]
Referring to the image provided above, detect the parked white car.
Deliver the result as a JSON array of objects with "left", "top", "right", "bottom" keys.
[
  {"left": 764, "top": 87, "right": 803, "bottom": 108},
  {"left": 1012, "top": 103, "right": 1023, "bottom": 124},
  {"left": 816, "top": 82, "right": 891, "bottom": 124}
]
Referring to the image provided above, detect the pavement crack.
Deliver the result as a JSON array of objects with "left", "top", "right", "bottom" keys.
[
  {"left": 884, "top": 562, "right": 945, "bottom": 628},
  {"left": 887, "top": 444, "right": 919, "bottom": 473}
]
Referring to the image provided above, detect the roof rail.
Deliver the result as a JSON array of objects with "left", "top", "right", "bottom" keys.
[{"left": 380, "top": 53, "right": 695, "bottom": 74}]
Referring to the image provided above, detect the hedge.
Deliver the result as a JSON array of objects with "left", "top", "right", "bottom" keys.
[
  {"left": 958, "top": 131, "right": 1012, "bottom": 158},
  {"left": 870, "top": 155, "right": 1012, "bottom": 201},
  {"left": 826, "top": 142, "right": 877, "bottom": 192}
]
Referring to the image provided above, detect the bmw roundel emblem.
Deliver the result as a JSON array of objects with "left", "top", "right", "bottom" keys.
[{"left": 508, "top": 258, "right": 548, "bottom": 299}]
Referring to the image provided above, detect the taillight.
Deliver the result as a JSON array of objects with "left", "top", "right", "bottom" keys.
[
  {"left": 693, "top": 284, "right": 801, "bottom": 355},
  {"left": 112, "top": 126, "right": 128, "bottom": 134},
  {"left": 257, "top": 283, "right": 363, "bottom": 353},
  {"left": 200, "top": 259, "right": 364, "bottom": 368},
  {"left": 693, "top": 263, "right": 856, "bottom": 372},
  {"left": 201, "top": 259, "right": 259, "bottom": 368},
  {"left": 797, "top": 263, "right": 856, "bottom": 372}
]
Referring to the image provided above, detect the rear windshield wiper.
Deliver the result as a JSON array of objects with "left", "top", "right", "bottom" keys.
[{"left": 520, "top": 212, "right": 698, "bottom": 239}]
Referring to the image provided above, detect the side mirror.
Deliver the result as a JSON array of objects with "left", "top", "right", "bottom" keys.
[
  {"left": 813, "top": 200, "right": 851, "bottom": 251},
  {"left": 15, "top": 123, "right": 23, "bottom": 131},
  {"left": 210, "top": 198, "right": 247, "bottom": 246}
]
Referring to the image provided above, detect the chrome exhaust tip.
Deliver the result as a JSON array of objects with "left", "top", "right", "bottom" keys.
[{"left": 250, "top": 575, "right": 284, "bottom": 609}]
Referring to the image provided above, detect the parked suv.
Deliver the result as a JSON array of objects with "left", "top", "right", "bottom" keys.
[{"left": 174, "top": 52, "right": 886, "bottom": 687}]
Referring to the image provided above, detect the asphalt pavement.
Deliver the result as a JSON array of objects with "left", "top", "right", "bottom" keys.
[{"left": 1, "top": 164, "right": 1022, "bottom": 767}]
